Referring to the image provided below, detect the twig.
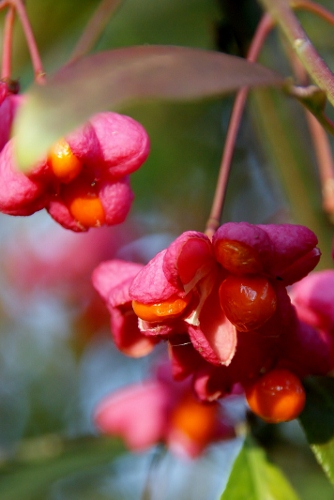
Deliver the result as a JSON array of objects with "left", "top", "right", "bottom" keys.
[
  {"left": 13, "top": 0, "right": 45, "bottom": 83},
  {"left": 205, "top": 13, "right": 274, "bottom": 238},
  {"left": 290, "top": 0, "right": 334, "bottom": 26},
  {"left": 1, "top": 5, "right": 15, "bottom": 80},
  {"left": 258, "top": 0, "right": 334, "bottom": 107},
  {"left": 69, "top": 0, "right": 123, "bottom": 63}
]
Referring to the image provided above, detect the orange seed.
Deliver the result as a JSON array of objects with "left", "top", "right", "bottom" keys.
[
  {"left": 215, "top": 240, "right": 263, "bottom": 275},
  {"left": 62, "top": 178, "right": 106, "bottom": 228},
  {"left": 48, "top": 139, "right": 83, "bottom": 183},
  {"left": 132, "top": 294, "right": 191, "bottom": 323},
  {"left": 171, "top": 395, "right": 217, "bottom": 444}
]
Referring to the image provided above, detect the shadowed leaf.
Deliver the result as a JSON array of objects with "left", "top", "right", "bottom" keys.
[{"left": 299, "top": 376, "right": 334, "bottom": 486}]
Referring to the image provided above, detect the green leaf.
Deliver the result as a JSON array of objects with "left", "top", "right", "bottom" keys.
[
  {"left": 13, "top": 45, "right": 283, "bottom": 171},
  {"left": 0, "top": 435, "right": 124, "bottom": 500},
  {"left": 299, "top": 376, "right": 334, "bottom": 486},
  {"left": 220, "top": 438, "right": 300, "bottom": 500}
]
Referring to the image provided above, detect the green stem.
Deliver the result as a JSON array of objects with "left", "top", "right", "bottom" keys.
[{"left": 258, "top": 0, "right": 334, "bottom": 107}]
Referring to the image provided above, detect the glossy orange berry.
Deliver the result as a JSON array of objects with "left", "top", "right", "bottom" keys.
[
  {"left": 62, "top": 178, "right": 105, "bottom": 228},
  {"left": 215, "top": 240, "right": 263, "bottom": 275},
  {"left": 170, "top": 394, "right": 217, "bottom": 444},
  {"left": 245, "top": 369, "right": 306, "bottom": 423},
  {"left": 132, "top": 294, "right": 191, "bottom": 323},
  {"left": 48, "top": 139, "right": 83, "bottom": 183},
  {"left": 219, "top": 275, "right": 277, "bottom": 331}
]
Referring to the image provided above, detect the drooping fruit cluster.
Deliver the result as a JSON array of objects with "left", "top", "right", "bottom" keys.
[
  {"left": 0, "top": 111, "right": 150, "bottom": 231},
  {"left": 94, "top": 363, "right": 235, "bottom": 458},
  {"left": 131, "top": 238, "right": 280, "bottom": 334},
  {"left": 93, "top": 222, "right": 330, "bottom": 425}
]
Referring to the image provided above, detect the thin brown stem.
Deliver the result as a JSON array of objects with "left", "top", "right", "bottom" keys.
[
  {"left": 306, "top": 111, "right": 334, "bottom": 218},
  {"left": 0, "top": 1, "right": 10, "bottom": 10},
  {"left": 12, "top": 0, "right": 45, "bottom": 83},
  {"left": 291, "top": 0, "right": 334, "bottom": 26},
  {"left": 205, "top": 13, "right": 274, "bottom": 238},
  {"left": 1, "top": 5, "right": 15, "bottom": 80}
]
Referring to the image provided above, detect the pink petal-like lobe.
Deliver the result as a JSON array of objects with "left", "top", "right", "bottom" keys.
[
  {"left": 94, "top": 381, "right": 170, "bottom": 451},
  {"left": 130, "top": 250, "right": 181, "bottom": 303},
  {"left": 163, "top": 231, "right": 214, "bottom": 289}
]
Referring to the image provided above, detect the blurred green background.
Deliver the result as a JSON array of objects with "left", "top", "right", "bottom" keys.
[{"left": 0, "top": 0, "right": 334, "bottom": 498}]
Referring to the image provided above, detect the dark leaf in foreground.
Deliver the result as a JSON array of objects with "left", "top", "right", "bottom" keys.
[{"left": 13, "top": 45, "right": 284, "bottom": 170}]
